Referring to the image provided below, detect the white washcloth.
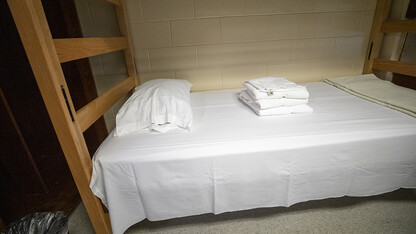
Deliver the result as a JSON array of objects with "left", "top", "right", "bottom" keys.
[
  {"left": 244, "top": 78, "right": 309, "bottom": 99},
  {"left": 239, "top": 90, "right": 308, "bottom": 109}
]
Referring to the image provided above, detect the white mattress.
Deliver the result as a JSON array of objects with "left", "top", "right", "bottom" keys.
[{"left": 90, "top": 82, "right": 416, "bottom": 234}]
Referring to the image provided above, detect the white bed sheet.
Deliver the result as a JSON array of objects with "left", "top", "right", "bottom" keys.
[{"left": 90, "top": 82, "right": 416, "bottom": 234}]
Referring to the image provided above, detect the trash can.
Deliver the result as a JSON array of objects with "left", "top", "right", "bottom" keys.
[{"left": 3, "top": 212, "right": 68, "bottom": 234}]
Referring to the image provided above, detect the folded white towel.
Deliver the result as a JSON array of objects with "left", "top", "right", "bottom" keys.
[
  {"left": 244, "top": 81, "right": 309, "bottom": 100},
  {"left": 239, "top": 90, "right": 308, "bottom": 109},
  {"left": 240, "top": 94, "right": 313, "bottom": 116},
  {"left": 245, "top": 102, "right": 313, "bottom": 116},
  {"left": 246, "top": 77, "right": 303, "bottom": 91}
]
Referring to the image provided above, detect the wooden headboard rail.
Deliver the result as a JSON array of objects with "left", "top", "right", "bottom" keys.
[
  {"left": 7, "top": 0, "right": 137, "bottom": 233},
  {"left": 363, "top": 0, "right": 416, "bottom": 77}
]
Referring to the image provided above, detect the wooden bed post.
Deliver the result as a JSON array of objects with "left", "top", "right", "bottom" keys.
[
  {"left": 363, "top": 0, "right": 392, "bottom": 74},
  {"left": 7, "top": 0, "right": 112, "bottom": 233}
]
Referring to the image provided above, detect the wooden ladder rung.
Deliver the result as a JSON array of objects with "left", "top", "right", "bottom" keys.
[
  {"left": 373, "top": 59, "right": 416, "bottom": 77},
  {"left": 77, "top": 76, "right": 135, "bottom": 132},
  {"left": 54, "top": 37, "right": 127, "bottom": 63},
  {"left": 381, "top": 19, "right": 416, "bottom": 33},
  {"left": 381, "top": 20, "right": 416, "bottom": 33}
]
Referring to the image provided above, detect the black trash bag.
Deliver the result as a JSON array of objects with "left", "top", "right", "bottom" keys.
[{"left": 3, "top": 212, "right": 68, "bottom": 234}]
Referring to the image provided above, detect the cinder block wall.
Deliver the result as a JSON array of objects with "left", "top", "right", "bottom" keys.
[{"left": 126, "top": 0, "right": 377, "bottom": 91}]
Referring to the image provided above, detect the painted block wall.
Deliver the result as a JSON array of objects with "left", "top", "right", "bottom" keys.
[{"left": 126, "top": 0, "right": 377, "bottom": 91}]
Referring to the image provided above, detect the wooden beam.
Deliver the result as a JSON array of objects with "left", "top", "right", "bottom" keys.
[
  {"left": 381, "top": 19, "right": 416, "bottom": 33},
  {"left": 363, "top": 0, "right": 392, "bottom": 74},
  {"left": 373, "top": 59, "right": 416, "bottom": 77},
  {"left": 7, "top": 0, "right": 112, "bottom": 233},
  {"left": 77, "top": 76, "right": 135, "bottom": 133},
  {"left": 54, "top": 37, "right": 127, "bottom": 63},
  {"left": 106, "top": 0, "right": 121, "bottom": 6},
  {"left": 116, "top": 1, "right": 140, "bottom": 86}
]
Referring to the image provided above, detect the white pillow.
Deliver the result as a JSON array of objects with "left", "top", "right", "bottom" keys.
[{"left": 114, "top": 79, "right": 193, "bottom": 136}]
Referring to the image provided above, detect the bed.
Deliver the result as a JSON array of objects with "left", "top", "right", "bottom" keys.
[
  {"left": 91, "top": 75, "right": 416, "bottom": 234},
  {"left": 7, "top": 0, "right": 416, "bottom": 233}
]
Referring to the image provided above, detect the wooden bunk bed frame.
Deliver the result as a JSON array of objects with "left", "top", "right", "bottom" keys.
[{"left": 6, "top": 0, "right": 416, "bottom": 233}]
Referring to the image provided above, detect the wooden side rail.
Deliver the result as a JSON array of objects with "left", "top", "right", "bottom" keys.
[
  {"left": 7, "top": 0, "right": 112, "bottom": 233},
  {"left": 54, "top": 37, "right": 127, "bottom": 63},
  {"left": 106, "top": 0, "right": 121, "bottom": 6},
  {"left": 77, "top": 76, "right": 135, "bottom": 132},
  {"left": 373, "top": 59, "right": 416, "bottom": 77},
  {"left": 381, "top": 19, "right": 416, "bottom": 33}
]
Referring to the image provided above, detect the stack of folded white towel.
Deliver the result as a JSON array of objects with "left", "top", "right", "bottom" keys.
[{"left": 239, "top": 77, "right": 313, "bottom": 116}]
